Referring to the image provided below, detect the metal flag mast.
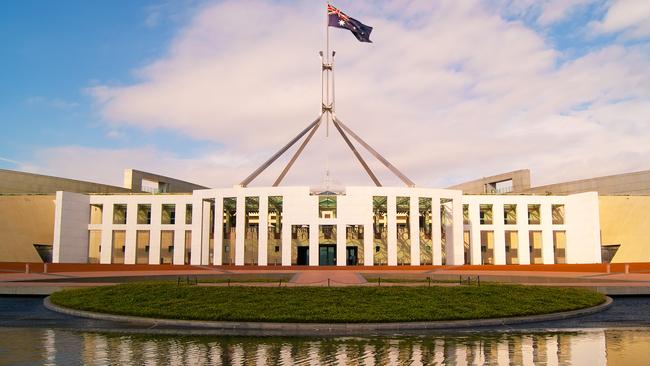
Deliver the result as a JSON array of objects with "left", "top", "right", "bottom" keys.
[{"left": 239, "top": 3, "right": 415, "bottom": 188}]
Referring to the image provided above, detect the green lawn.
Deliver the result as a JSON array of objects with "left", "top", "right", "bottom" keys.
[{"left": 49, "top": 283, "right": 605, "bottom": 323}]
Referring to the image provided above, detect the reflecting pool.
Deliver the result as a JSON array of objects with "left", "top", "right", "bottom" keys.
[{"left": 1, "top": 327, "right": 649, "bottom": 365}]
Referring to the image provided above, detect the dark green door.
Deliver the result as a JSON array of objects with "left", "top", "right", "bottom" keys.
[
  {"left": 346, "top": 246, "right": 358, "bottom": 265},
  {"left": 319, "top": 245, "right": 336, "bottom": 266},
  {"left": 297, "top": 246, "right": 309, "bottom": 265}
]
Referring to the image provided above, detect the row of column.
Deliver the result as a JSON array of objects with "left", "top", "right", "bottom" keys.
[{"left": 466, "top": 203, "right": 565, "bottom": 265}]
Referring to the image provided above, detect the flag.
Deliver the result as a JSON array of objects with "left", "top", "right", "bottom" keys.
[{"left": 327, "top": 4, "right": 373, "bottom": 43}]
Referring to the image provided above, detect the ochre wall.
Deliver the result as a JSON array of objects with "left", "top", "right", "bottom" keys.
[
  {"left": 599, "top": 196, "right": 650, "bottom": 263},
  {"left": 0, "top": 195, "right": 55, "bottom": 262}
]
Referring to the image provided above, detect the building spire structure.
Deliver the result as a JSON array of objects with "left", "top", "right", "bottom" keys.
[{"left": 239, "top": 4, "right": 415, "bottom": 188}]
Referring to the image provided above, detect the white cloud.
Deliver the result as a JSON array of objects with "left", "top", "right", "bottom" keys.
[
  {"left": 30, "top": 0, "right": 650, "bottom": 188},
  {"left": 591, "top": 0, "right": 650, "bottom": 38}
]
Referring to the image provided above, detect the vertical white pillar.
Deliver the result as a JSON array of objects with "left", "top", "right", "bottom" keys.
[
  {"left": 173, "top": 204, "right": 186, "bottom": 265},
  {"left": 281, "top": 223, "right": 291, "bottom": 266},
  {"left": 364, "top": 218, "right": 374, "bottom": 266},
  {"left": 469, "top": 203, "right": 481, "bottom": 265},
  {"left": 235, "top": 195, "right": 245, "bottom": 266},
  {"left": 447, "top": 197, "right": 464, "bottom": 265},
  {"left": 258, "top": 196, "right": 268, "bottom": 266},
  {"left": 124, "top": 202, "right": 137, "bottom": 264},
  {"left": 190, "top": 197, "right": 203, "bottom": 265},
  {"left": 337, "top": 223, "right": 346, "bottom": 266},
  {"left": 541, "top": 203, "right": 555, "bottom": 264},
  {"left": 410, "top": 195, "right": 420, "bottom": 266},
  {"left": 100, "top": 203, "right": 113, "bottom": 264},
  {"left": 309, "top": 224, "right": 318, "bottom": 266},
  {"left": 517, "top": 203, "right": 531, "bottom": 265},
  {"left": 149, "top": 203, "right": 162, "bottom": 265},
  {"left": 214, "top": 197, "right": 223, "bottom": 265},
  {"left": 497, "top": 339, "right": 510, "bottom": 366},
  {"left": 493, "top": 202, "right": 506, "bottom": 265},
  {"left": 387, "top": 195, "right": 397, "bottom": 266},
  {"left": 432, "top": 197, "right": 442, "bottom": 265},
  {"left": 200, "top": 201, "right": 211, "bottom": 266}
]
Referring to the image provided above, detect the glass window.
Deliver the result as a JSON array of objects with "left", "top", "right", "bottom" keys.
[
  {"left": 319, "top": 195, "right": 337, "bottom": 219},
  {"left": 244, "top": 197, "right": 259, "bottom": 265},
  {"left": 90, "top": 204, "right": 103, "bottom": 224},
  {"left": 291, "top": 225, "right": 309, "bottom": 265},
  {"left": 552, "top": 204, "right": 565, "bottom": 225},
  {"left": 137, "top": 204, "right": 151, "bottom": 225},
  {"left": 479, "top": 204, "right": 493, "bottom": 225},
  {"left": 373, "top": 196, "right": 387, "bottom": 265},
  {"left": 136, "top": 230, "right": 150, "bottom": 264},
  {"left": 222, "top": 197, "right": 236, "bottom": 265},
  {"left": 420, "top": 198, "right": 433, "bottom": 265},
  {"left": 111, "top": 230, "right": 126, "bottom": 264},
  {"left": 504, "top": 204, "right": 517, "bottom": 225},
  {"left": 185, "top": 204, "right": 193, "bottom": 225},
  {"left": 112, "top": 204, "right": 127, "bottom": 225},
  {"left": 161, "top": 204, "right": 176, "bottom": 225},
  {"left": 160, "top": 230, "right": 174, "bottom": 264},
  {"left": 88, "top": 230, "right": 101, "bottom": 264},
  {"left": 528, "top": 204, "right": 541, "bottom": 225},
  {"left": 268, "top": 196, "right": 283, "bottom": 265}
]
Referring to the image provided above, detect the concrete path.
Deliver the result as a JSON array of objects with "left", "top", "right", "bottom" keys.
[{"left": 290, "top": 271, "right": 367, "bottom": 285}]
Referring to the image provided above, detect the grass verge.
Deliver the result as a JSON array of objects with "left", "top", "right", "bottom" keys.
[{"left": 49, "top": 283, "right": 605, "bottom": 323}]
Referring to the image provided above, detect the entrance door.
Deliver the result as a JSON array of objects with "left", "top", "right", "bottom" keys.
[
  {"left": 319, "top": 245, "right": 336, "bottom": 266},
  {"left": 346, "top": 246, "right": 358, "bottom": 266},
  {"left": 297, "top": 246, "right": 309, "bottom": 265}
]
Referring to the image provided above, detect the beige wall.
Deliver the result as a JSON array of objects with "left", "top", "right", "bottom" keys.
[
  {"left": 599, "top": 196, "right": 650, "bottom": 263},
  {"left": 0, "top": 195, "right": 55, "bottom": 262},
  {"left": 526, "top": 170, "right": 650, "bottom": 195},
  {"left": 448, "top": 169, "right": 531, "bottom": 194},
  {"left": 123, "top": 169, "right": 207, "bottom": 193}
]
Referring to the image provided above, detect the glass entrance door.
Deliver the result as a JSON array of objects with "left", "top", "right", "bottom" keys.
[
  {"left": 346, "top": 246, "right": 358, "bottom": 265},
  {"left": 319, "top": 245, "right": 336, "bottom": 266}
]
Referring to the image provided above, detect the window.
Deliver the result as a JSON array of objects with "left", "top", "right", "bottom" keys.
[
  {"left": 479, "top": 204, "right": 493, "bottom": 225},
  {"left": 113, "top": 204, "right": 127, "bottom": 224},
  {"left": 552, "top": 204, "right": 565, "bottom": 225},
  {"left": 319, "top": 195, "right": 337, "bottom": 219},
  {"left": 137, "top": 204, "right": 151, "bottom": 224},
  {"left": 90, "top": 204, "right": 103, "bottom": 224},
  {"left": 161, "top": 204, "right": 176, "bottom": 225},
  {"left": 504, "top": 204, "right": 517, "bottom": 225},
  {"left": 528, "top": 205, "right": 541, "bottom": 225},
  {"left": 185, "top": 204, "right": 193, "bottom": 225}
]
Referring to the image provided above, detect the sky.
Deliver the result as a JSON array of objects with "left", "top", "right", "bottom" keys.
[{"left": 0, "top": 0, "right": 649, "bottom": 189}]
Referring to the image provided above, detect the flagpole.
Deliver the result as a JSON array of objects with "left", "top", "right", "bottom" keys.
[{"left": 325, "top": 0, "right": 331, "bottom": 137}]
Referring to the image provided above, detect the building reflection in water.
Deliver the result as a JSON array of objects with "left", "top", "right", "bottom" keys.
[{"left": 3, "top": 327, "right": 650, "bottom": 365}]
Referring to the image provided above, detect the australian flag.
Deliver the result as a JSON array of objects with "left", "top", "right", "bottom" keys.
[{"left": 328, "top": 4, "right": 373, "bottom": 43}]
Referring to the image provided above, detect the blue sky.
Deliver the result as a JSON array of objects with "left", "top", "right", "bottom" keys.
[{"left": 1, "top": 0, "right": 649, "bottom": 187}]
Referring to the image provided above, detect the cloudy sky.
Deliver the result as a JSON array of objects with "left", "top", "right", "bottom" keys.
[{"left": 1, "top": 0, "right": 649, "bottom": 189}]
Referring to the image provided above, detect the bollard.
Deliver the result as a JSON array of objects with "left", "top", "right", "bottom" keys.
[
  {"left": 459, "top": 275, "right": 462, "bottom": 285},
  {"left": 228, "top": 278, "right": 231, "bottom": 287},
  {"left": 625, "top": 264, "right": 630, "bottom": 274},
  {"left": 279, "top": 279, "right": 282, "bottom": 287},
  {"left": 427, "top": 276, "right": 431, "bottom": 287},
  {"left": 328, "top": 278, "right": 330, "bottom": 287},
  {"left": 378, "top": 277, "right": 381, "bottom": 287},
  {"left": 177, "top": 276, "right": 180, "bottom": 286},
  {"left": 25, "top": 263, "right": 30, "bottom": 274},
  {"left": 478, "top": 276, "right": 480, "bottom": 287}
]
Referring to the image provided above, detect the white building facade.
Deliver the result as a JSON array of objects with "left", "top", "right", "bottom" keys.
[{"left": 52, "top": 187, "right": 602, "bottom": 266}]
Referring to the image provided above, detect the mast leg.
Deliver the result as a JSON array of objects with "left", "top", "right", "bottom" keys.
[
  {"left": 239, "top": 114, "right": 323, "bottom": 187},
  {"left": 273, "top": 118, "right": 323, "bottom": 186},
  {"left": 332, "top": 116, "right": 382, "bottom": 187},
  {"left": 332, "top": 114, "right": 416, "bottom": 187}
]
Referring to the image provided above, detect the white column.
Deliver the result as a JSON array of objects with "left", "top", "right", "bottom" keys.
[
  {"left": 309, "top": 224, "right": 318, "bottom": 266},
  {"left": 493, "top": 202, "right": 506, "bottom": 265},
  {"left": 387, "top": 195, "right": 397, "bottom": 266},
  {"left": 190, "top": 197, "right": 203, "bottom": 265},
  {"left": 124, "top": 203, "right": 137, "bottom": 264},
  {"left": 213, "top": 197, "right": 223, "bottom": 265},
  {"left": 432, "top": 197, "right": 442, "bottom": 265},
  {"left": 173, "top": 204, "right": 186, "bottom": 265},
  {"left": 469, "top": 203, "right": 481, "bottom": 265},
  {"left": 364, "top": 219, "right": 374, "bottom": 266},
  {"left": 258, "top": 196, "right": 268, "bottom": 266},
  {"left": 541, "top": 203, "right": 555, "bottom": 264},
  {"left": 337, "top": 223, "right": 346, "bottom": 266},
  {"left": 517, "top": 203, "right": 531, "bottom": 265},
  {"left": 149, "top": 203, "right": 162, "bottom": 265},
  {"left": 447, "top": 197, "right": 464, "bottom": 265},
  {"left": 235, "top": 196, "right": 245, "bottom": 266},
  {"left": 497, "top": 339, "right": 510, "bottom": 366},
  {"left": 201, "top": 200, "right": 212, "bottom": 265},
  {"left": 410, "top": 196, "right": 420, "bottom": 266},
  {"left": 100, "top": 203, "right": 113, "bottom": 264},
  {"left": 281, "top": 223, "right": 291, "bottom": 266}
]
